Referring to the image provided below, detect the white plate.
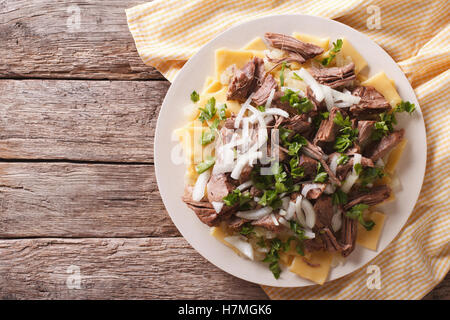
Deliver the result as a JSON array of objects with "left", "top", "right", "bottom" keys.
[{"left": 154, "top": 14, "right": 426, "bottom": 287}]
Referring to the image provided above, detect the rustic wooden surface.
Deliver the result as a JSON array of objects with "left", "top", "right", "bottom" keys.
[{"left": 0, "top": 0, "right": 447, "bottom": 300}]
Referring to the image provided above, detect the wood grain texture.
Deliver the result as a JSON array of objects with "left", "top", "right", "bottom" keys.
[
  {"left": 0, "top": 237, "right": 268, "bottom": 299},
  {"left": 0, "top": 162, "right": 179, "bottom": 238},
  {"left": 0, "top": 79, "right": 169, "bottom": 162},
  {"left": 0, "top": 0, "right": 163, "bottom": 80}
]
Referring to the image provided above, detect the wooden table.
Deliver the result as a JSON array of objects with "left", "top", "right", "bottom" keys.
[{"left": 0, "top": 1, "right": 447, "bottom": 300}]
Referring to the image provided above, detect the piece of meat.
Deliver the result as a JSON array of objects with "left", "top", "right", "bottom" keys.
[
  {"left": 207, "top": 173, "right": 235, "bottom": 203},
  {"left": 251, "top": 214, "right": 284, "bottom": 232},
  {"left": 366, "top": 129, "right": 405, "bottom": 161},
  {"left": 249, "top": 186, "right": 263, "bottom": 198},
  {"left": 282, "top": 114, "right": 312, "bottom": 135},
  {"left": 357, "top": 120, "right": 376, "bottom": 148},
  {"left": 227, "top": 59, "right": 256, "bottom": 102},
  {"left": 302, "top": 183, "right": 326, "bottom": 199},
  {"left": 320, "top": 228, "right": 350, "bottom": 252},
  {"left": 343, "top": 185, "right": 391, "bottom": 211},
  {"left": 267, "top": 142, "right": 287, "bottom": 163},
  {"left": 271, "top": 90, "right": 299, "bottom": 116},
  {"left": 228, "top": 216, "right": 249, "bottom": 231},
  {"left": 266, "top": 51, "right": 308, "bottom": 66},
  {"left": 350, "top": 86, "right": 391, "bottom": 117},
  {"left": 299, "top": 154, "right": 318, "bottom": 179},
  {"left": 309, "top": 63, "right": 356, "bottom": 89},
  {"left": 252, "top": 74, "right": 277, "bottom": 106},
  {"left": 265, "top": 32, "right": 324, "bottom": 61},
  {"left": 313, "top": 107, "right": 340, "bottom": 145},
  {"left": 304, "top": 237, "right": 325, "bottom": 252},
  {"left": 313, "top": 195, "right": 334, "bottom": 228},
  {"left": 182, "top": 186, "right": 221, "bottom": 226},
  {"left": 301, "top": 140, "right": 341, "bottom": 186},
  {"left": 340, "top": 216, "right": 357, "bottom": 257},
  {"left": 335, "top": 155, "right": 374, "bottom": 181},
  {"left": 238, "top": 164, "right": 253, "bottom": 184},
  {"left": 253, "top": 57, "right": 266, "bottom": 90},
  {"left": 306, "top": 86, "right": 326, "bottom": 112}
]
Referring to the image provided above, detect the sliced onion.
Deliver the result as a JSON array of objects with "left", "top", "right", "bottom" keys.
[
  {"left": 270, "top": 214, "right": 280, "bottom": 226},
  {"left": 330, "top": 87, "right": 361, "bottom": 105},
  {"left": 295, "top": 196, "right": 307, "bottom": 227},
  {"left": 265, "top": 88, "right": 276, "bottom": 109},
  {"left": 234, "top": 94, "right": 253, "bottom": 128},
  {"left": 297, "top": 68, "right": 324, "bottom": 102},
  {"left": 278, "top": 216, "right": 290, "bottom": 228},
  {"left": 285, "top": 201, "right": 296, "bottom": 221},
  {"left": 321, "top": 85, "right": 334, "bottom": 111},
  {"left": 280, "top": 86, "right": 306, "bottom": 97},
  {"left": 279, "top": 209, "right": 287, "bottom": 216},
  {"left": 301, "top": 198, "right": 316, "bottom": 229},
  {"left": 231, "top": 151, "right": 262, "bottom": 180},
  {"left": 303, "top": 229, "right": 316, "bottom": 239},
  {"left": 236, "top": 206, "right": 273, "bottom": 220},
  {"left": 324, "top": 184, "right": 336, "bottom": 194},
  {"left": 341, "top": 172, "right": 359, "bottom": 193},
  {"left": 192, "top": 170, "right": 210, "bottom": 201},
  {"left": 376, "top": 158, "right": 385, "bottom": 167},
  {"left": 211, "top": 201, "right": 224, "bottom": 213},
  {"left": 331, "top": 207, "right": 343, "bottom": 232},
  {"left": 330, "top": 153, "right": 339, "bottom": 175},
  {"left": 390, "top": 175, "right": 402, "bottom": 192},
  {"left": 237, "top": 180, "right": 253, "bottom": 191},
  {"left": 224, "top": 236, "right": 254, "bottom": 260},
  {"left": 264, "top": 115, "right": 274, "bottom": 124},
  {"left": 301, "top": 183, "right": 324, "bottom": 198},
  {"left": 281, "top": 197, "right": 290, "bottom": 210},
  {"left": 263, "top": 108, "right": 289, "bottom": 118},
  {"left": 353, "top": 153, "right": 362, "bottom": 169}
]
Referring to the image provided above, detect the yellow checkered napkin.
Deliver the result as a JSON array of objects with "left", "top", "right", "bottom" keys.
[{"left": 127, "top": 0, "right": 450, "bottom": 299}]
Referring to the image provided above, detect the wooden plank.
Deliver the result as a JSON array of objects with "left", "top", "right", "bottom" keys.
[
  {"left": 0, "top": 0, "right": 163, "bottom": 80},
  {"left": 0, "top": 162, "right": 180, "bottom": 238},
  {"left": 423, "top": 273, "right": 450, "bottom": 300},
  {"left": 0, "top": 237, "right": 268, "bottom": 299},
  {"left": 0, "top": 79, "right": 169, "bottom": 162}
]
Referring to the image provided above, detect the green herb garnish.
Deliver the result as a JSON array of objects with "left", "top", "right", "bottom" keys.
[
  {"left": 332, "top": 189, "right": 348, "bottom": 205},
  {"left": 280, "top": 62, "right": 287, "bottom": 86},
  {"left": 195, "top": 156, "right": 215, "bottom": 174},
  {"left": 198, "top": 97, "right": 217, "bottom": 122},
  {"left": 321, "top": 39, "right": 343, "bottom": 66},
  {"left": 240, "top": 222, "right": 255, "bottom": 236},
  {"left": 337, "top": 154, "right": 349, "bottom": 165},
  {"left": 346, "top": 204, "right": 375, "bottom": 231},
  {"left": 190, "top": 90, "right": 200, "bottom": 103},
  {"left": 280, "top": 89, "right": 314, "bottom": 114},
  {"left": 292, "top": 72, "right": 303, "bottom": 81}
]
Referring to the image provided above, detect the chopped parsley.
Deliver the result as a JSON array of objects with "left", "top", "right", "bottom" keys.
[
  {"left": 333, "top": 111, "right": 358, "bottom": 153},
  {"left": 280, "top": 89, "right": 314, "bottom": 114},
  {"left": 190, "top": 90, "right": 200, "bottom": 103},
  {"left": 292, "top": 72, "right": 303, "bottom": 81},
  {"left": 395, "top": 101, "right": 416, "bottom": 114},
  {"left": 257, "top": 105, "right": 266, "bottom": 112},
  {"left": 332, "top": 188, "right": 348, "bottom": 205},
  {"left": 337, "top": 154, "right": 349, "bottom": 165},
  {"left": 200, "top": 119, "right": 219, "bottom": 145},
  {"left": 372, "top": 101, "right": 415, "bottom": 140},
  {"left": 314, "top": 162, "right": 328, "bottom": 183},
  {"left": 258, "top": 189, "right": 282, "bottom": 209},
  {"left": 262, "top": 238, "right": 285, "bottom": 279},
  {"left": 353, "top": 163, "right": 363, "bottom": 176},
  {"left": 321, "top": 39, "right": 343, "bottom": 66},
  {"left": 280, "top": 62, "right": 287, "bottom": 87},
  {"left": 289, "top": 220, "right": 306, "bottom": 255},
  {"left": 239, "top": 222, "right": 255, "bottom": 236},
  {"left": 195, "top": 156, "right": 215, "bottom": 174},
  {"left": 346, "top": 204, "right": 375, "bottom": 231},
  {"left": 289, "top": 156, "right": 305, "bottom": 179},
  {"left": 198, "top": 97, "right": 217, "bottom": 122},
  {"left": 359, "top": 167, "right": 385, "bottom": 186},
  {"left": 218, "top": 103, "right": 227, "bottom": 120},
  {"left": 222, "top": 189, "right": 251, "bottom": 209}
]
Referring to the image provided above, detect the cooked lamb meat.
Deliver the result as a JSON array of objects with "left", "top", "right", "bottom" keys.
[
  {"left": 267, "top": 141, "right": 288, "bottom": 163},
  {"left": 227, "top": 59, "right": 256, "bottom": 102},
  {"left": 335, "top": 155, "right": 374, "bottom": 181},
  {"left": 207, "top": 173, "right": 236, "bottom": 203},
  {"left": 320, "top": 228, "right": 350, "bottom": 252},
  {"left": 302, "top": 183, "right": 326, "bottom": 199},
  {"left": 343, "top": 185, "right": 391, "bottom": 211},
  {"left": 224, "top": 115, "right": 237, "bottom": 129},
  {"left": 251, "top": 214, "right": 283, "bottom": 232},
  {"left": 350, "top": 86, "right": 391, "bottom": 117},
  {"left": 340, "top": 216, "right": 357, "bottom": 257},
  {"left": 271, "top": 90, "right": 299, "bottom": 116},
  {"left": 266, "top": 51, "right": 308, "bottom": 66},
  {"left": 238, "top": 164, "right": 253, "bottom": 184},
  {"left": 313, "top": 107, "right": 341, "bottom": 145},
  {"left": 357, "top": 120, "right": 376, "bottom": 148},
  {"left": 252, "top": 74, "right": 278, "bottom": 106},
  {"left": 249, "top": 186, "right": 263, "bottom": 198},
  {"left": 366, "top": 129, "right": 405, "bottom": 161},
  {"left": 183, "top": 186, "right": 221, "bottom": 226},
  {"left": 313, "top": 195, "right": 334, "bottom": 228},
  {"left": 304, "top": 237, "right": 325, "bottom": 252},
  {"left": 299, "top": 154, "right": 318, "bottom": 179},
  {"left": 265, "top": 32, "right": 324, "bottom": 61},
  {"left": 309, "top": 63, "right": 356, "bottom": 89},
  {"left": 301, "top": 140, "right": 341, "bottom": 186},
  {"left": 306, "top": 86, "right": 326, "bottom": 112},
  {"left": 228, "top": 216, "right": 249, "bottom": 231},
  {"left": 283, "top": 114, "right": 313, "bottom": 135},
  {"left": 253, "top": 57, "right": 266, "bottom": 90}
]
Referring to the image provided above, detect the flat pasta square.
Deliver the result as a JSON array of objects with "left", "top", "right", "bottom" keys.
[
  {"left": 289, "top": 251, "right": 332, "bottom": 285},
  {"left": 356, "top": 211, "right": 386, "bottom": 251}
]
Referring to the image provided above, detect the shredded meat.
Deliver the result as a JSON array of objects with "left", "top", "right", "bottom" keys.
[
  {"left": 357, "top": 120, "right": 376, "bottom": 148},
  {"left": 251, "top": 214, "right": 283, "bottom": 232},
  {"left": 340, "top": 216, "right": 357, "bottom": 257},
  {"left": 302, "top": 183, "right": 326, "bottom": 199},
  {"left": 252, "top": 74, "right": 277, "bottom": 106},
  {"left": 335, "top": 155, "right": 374, "bottom": 181},
  {"left": 264, "top": 32, "right": 324, "bottom": 61},
  {"left": 309, "top": 63, "right": 356, "bottom": 89},
  {"left": 366, "top": 129, "right": 405, "bottom": 161},
  {"left": 313, "top": 107, "right": 341, "bottom": 145},
  {"left": 298, "top": 154, "right": 318, "bottom": 180},
  {"left": 350, "top": 86, "right": 391, "bottom": 117},
  {"left": 301, "top": 140, "right": 341, "bottom": 186},
  {"left": 344, "top": 185, "right": 391, "bottom": 211},
  {"left": 207, "top": 173, "right": 236, "bottom": 203},
  {"left": 182, "top": 186, "right": 221, "bottom": 226},
  {"left": 227, "top": 59, "right": 256, "bottom": 102},
  {"left": 313, "top": 195, "right": 334, "bottom": 228}
]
